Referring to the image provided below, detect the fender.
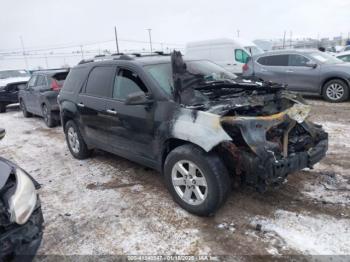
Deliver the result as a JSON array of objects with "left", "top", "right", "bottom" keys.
[{"left": 171, "top": 108, "right": 232, "bottom": 152}]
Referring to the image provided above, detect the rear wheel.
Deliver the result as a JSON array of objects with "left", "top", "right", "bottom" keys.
[
  {"left": 20, "top": 99, "right": 32, "bottom": 117},
  {"left": 164, "top": 144, "right": 231, "bottom": 216},
  {"left": 64, "top": 120, "right": 92, "bottom": 159},
  {"left": 0, "top": 103, "right": 6, "bottom": 113},
  {"left": 42, "top": 104, "right": 55, "bottom": 128},
  {"left": 322, "top": 79, "right": 349, "bottom": 102}
]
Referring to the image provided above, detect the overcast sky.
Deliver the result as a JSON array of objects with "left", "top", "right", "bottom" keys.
[{"left": 1, "top": 0, "right": 349, "bottom": 69}]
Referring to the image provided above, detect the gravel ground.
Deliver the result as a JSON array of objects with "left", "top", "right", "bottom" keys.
[{"left": 0, "top": 99, "right": 349, "bottom": 259}]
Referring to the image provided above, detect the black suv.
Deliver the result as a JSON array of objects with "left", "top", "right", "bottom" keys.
[
  {"left": 58, "top": 51, "right": 328, "bottom": 216},
  {"left": 18, "top": 69, "right": 69, "bottom": 127},
  {"left": 0, "top": 81, "right": 27, "bottom": 113}
]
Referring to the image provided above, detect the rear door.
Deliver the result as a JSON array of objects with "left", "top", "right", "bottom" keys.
[
  {"left": 255, "top": 54, "right": 289, "bottom": 84},
  {"left": 24, "top": 75, "right": 38, "bottom": 112},
  {"left": 77, "top": 65, "right": 115, "bottom": 148},
  {"left": 284, "top": 54, "right": 321, "bottom": 92},
  {"left": 234, "top": 49, "right": 250, "bottom": 74},
  {"left": 105, "top": 66, "right": 155, "bottom": 161},
  {"left": 31, "top": 75, "right": 47, "bottom": 115}
]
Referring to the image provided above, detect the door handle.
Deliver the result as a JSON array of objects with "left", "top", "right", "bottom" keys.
[
  {"left": 106, "top": 109, "right": 117, "bottom": 115},
  {"left": 77, "top": 102, "right": 85, "bottom": 108},
  {"left": 286, "top": 70, "right": 294, "bottom": 73},
  {"left": 261, "top": 68, "right": 268, "bottom": 72}
]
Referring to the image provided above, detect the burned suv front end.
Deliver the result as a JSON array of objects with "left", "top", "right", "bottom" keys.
[
  {"left": 220, "top": 93, "right": 328, "bottom": 191},
  {"left": 0, "top": 129, "right": 43, "bottom": 261},
  {"left": 170, "top": 51, "right": 328, "bottom": 192}
]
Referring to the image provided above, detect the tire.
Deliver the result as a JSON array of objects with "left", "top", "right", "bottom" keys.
[
  {"left": 20, "top": 99, "right": 32, "bottom": 118},
  {"left": 64, "top": 120, "right": 92, "bottom": 159},
  {"left": 42, "top": 104, "right": 55, "bottom": 128},
  {"left": 322, "top": 79, "right": 349, "bottom": 102},
  {"left": 0, "top": 103, "right": 6, "bottom": 113},
  {"left": 164, "top": 144, "right": 231, "bottom": 216}
]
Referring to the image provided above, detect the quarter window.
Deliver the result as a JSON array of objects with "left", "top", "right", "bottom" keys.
[
  {"left": 85, "top": 66, "right": 115, "bottom": 97},
  {"left": 113, "top": 69, "right": 148, "bottom": 100},
  {"left": 257, "top": 55, "right": 288, "bottom": 66},
  {"left": 288, "top": 55, "right": 310, "bottom": 66},
  {"left": 235, "top": 49, "right": 250, "bottom": 63}
]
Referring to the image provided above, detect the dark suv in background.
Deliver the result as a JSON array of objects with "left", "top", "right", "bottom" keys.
[
  {"left": 58, "top": 51, "right": 328, "bottom": 216},
  {"left": 243, "top": 50, "right": 350, "bottom": 102},
  {"left": 18, "top": 69, "right": 69, "bottom": 127}
]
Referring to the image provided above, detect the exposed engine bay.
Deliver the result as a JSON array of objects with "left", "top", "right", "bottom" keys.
[{"left": 170, "top": 51, "right": 328, "bottom": 191}]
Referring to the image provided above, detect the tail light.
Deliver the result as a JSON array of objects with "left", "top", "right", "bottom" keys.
[
  {"left": 51, "top": 79, "right": 61, "bottom": 91},
  {"left": 242, "top": 63, "right": 249, "bottom": 72}
]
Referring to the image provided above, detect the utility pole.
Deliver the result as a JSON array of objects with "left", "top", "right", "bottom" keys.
[
  {"left": 282, "top": 31, "right": 286, "bottom": 49},
  {"left": 45, "top": 56, "right": 48, "bottom": 68},
  {"left": 80, "top": 45, "right": 84, "bottom": 59},
  {"left": 20, "top": 36, "right": 28, "bottom": 69},
  {"left": 289, "top": 31, "right": 293, "bottom": 48},
  {"left": 146, "top": 29, "right": 153, "bottom": 53},
  {"left": 237, "top": 29, "right": 240, "bottom": 38},
  {"left": 114, "top": 26, "right": 120, "bottom": 53}
]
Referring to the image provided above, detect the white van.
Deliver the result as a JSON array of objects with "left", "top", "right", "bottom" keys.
[{"left": 185, "top": 38, "right": 264, "bottom": 74}]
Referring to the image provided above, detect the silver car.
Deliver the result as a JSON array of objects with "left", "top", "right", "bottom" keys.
[{"left": 243, "top": 49, "right": 350, "bottom": 102}]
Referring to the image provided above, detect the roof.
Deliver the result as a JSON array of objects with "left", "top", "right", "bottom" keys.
[
  {"left": 186, "top": 38, "right": 256, "bottom": 48},
  {"left": 32, "top": 69, "right": 69, "bottom": 76}
]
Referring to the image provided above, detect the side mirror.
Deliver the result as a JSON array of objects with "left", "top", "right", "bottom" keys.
[
  {"left": 125, "top": 92, "right": 153, "bottom": 105},
  {"left": 306, "top": 61, "right": 317, "bottom": 68},
  {"left": 0, "top": 128, "right": 5, "bottom": 141}
]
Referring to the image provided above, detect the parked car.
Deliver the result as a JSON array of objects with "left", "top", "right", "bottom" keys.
[
  {"left": 185, "top": 38, "right": 263, "bottom": 74},
  {"left": 339, "top": 45, "right": 350, "bottom": 53},
  {"left": 0, "top": 128, "right": 43, "bottom": 260},
  {"left": 243, "top": 49, "right": 350, "bottom": 102},
  {"left": 18, "top": 69, "right": 69, "bottom": 127},
  {"left": 0, "top": 81, "right": 27, "bottom": 113},
  {"left": 0, "top": 70, "right": 31, "bottom": 112},
  {"left": 336, "top": 51, "right": 350, "bottom": 62},
  {"left": 58, "top": 51, "right": 328, "bottom": 216}
]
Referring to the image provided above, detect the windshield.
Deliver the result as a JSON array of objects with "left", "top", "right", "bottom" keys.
[
  {"left": 244, "top": 46, "right": 264, "bottom": 56},
  {"left": 145, "top": 60, "right": 237, "bottom": 95},
  {"left": 308, "top": 52, "right": 343, "bottom": 64},
  {"left": 0, "top": 70, "right": 30, "bottom": 79}
]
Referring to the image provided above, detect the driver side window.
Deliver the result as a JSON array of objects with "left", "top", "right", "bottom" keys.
[
  {"left": 113, "top": 69, "right": 148, "bottom": 100},
  {"left": 28, "top": 75, "right": 37, "bottom": 88}
]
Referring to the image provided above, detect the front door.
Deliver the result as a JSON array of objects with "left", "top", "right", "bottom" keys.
[
  {"left": 105, "top": 67, "right": 155, "bottom": 161},
  {"left": 283, "top": 54, "right": 321, "bottom": 92}
]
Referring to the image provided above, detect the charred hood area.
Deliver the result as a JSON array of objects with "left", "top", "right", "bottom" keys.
[{"left": 171, "top": 50, "right": 299, "bottom": 117}]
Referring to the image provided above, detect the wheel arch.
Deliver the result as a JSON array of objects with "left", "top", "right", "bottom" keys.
[{"left": 320, "top": 76, "right": 350, "bottom": 95}]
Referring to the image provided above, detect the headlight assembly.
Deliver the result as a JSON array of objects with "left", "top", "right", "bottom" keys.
[{"left": 8, "top": 168, "right": 37, "bottom": 225}]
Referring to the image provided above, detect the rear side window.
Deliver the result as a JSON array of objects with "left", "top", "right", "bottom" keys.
[
  {"left": 85, "top": 66, "right": 115, "bottom": 97},
  {"left": 113, "top": 69, "right": 148, "bottom": 100},
  {"left": 257, "top": 55, "right": 288, "bottom": 66},
  {"left": 235, "top": 49, "right": 250, "bottom": 63},
  {"left": 63, "top": 68, "right": 86, "bottom": 92},
  {"left": 338, "top": 55, "right": 350, "bottom": 62},
  {"left": 288, "top": 55, "right": 310, "bottom": 66},
  {"left": 52, "top": 72, "right": 69, "bottom": 86},
  {"left": 36, "top": 75, "right": 47, "bottom": 86}
]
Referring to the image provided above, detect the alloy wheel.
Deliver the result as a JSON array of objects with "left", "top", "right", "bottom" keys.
[
  {"left": 326, "top": 83, "right": 344, "bottom": 101},
  {"left": 171, "top": 160, "right": 208, "bottom": 206},
  {"left": 67, "top": 127, "right": 80, "bottom": 154}
]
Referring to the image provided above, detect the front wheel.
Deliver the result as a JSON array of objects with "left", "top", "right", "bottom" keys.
[
  {"left": 164, "top": 144, "right": 231, "bottom": 216},
  {"left": 64, "top": 120, "right": 92, "bottom": 159},
  {"left": 322, "top": 79, "right": 349, "bottom": 102},
  {"left": 20, "top": 99, "right": 32, "bottom": 117}
]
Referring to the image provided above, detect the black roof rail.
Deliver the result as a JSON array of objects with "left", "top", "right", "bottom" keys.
[
  {"left": 94, "top": 54, "right": 106, "bottom": 58},
  {"left": 78, "top": 59, "right": 94, "bottom": 65},
  {"left": 111, "top": 52, "right": 124, "bottom": 56},
  {"left": 114, "top": 55, "right": 135, "bottom": 60}
]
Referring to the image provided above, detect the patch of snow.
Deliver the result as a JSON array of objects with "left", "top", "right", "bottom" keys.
[{"left": 251, "top": 210, "right": 350, "bottom": 255}]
